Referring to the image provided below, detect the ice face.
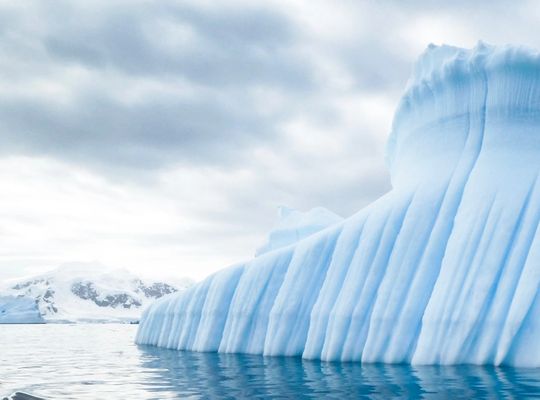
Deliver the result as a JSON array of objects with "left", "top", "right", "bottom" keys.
[{"left": 136, "top": 43, "right": 540, "bottom": 367}]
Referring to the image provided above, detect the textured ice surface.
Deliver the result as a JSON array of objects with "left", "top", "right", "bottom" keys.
[{"left": 137, "top": 43, "right": 540, "bottom": 367}]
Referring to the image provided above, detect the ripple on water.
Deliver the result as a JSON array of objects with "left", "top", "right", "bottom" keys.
[{"left": 0, "top": 324, "right": 539, "bottom": 399}]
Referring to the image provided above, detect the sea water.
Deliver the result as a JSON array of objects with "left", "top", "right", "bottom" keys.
[{"left": 1, "top": 324, "right": 539, "bottom": 399}]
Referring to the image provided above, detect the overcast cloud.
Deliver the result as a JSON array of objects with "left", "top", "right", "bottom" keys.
[{"left": 1, "top": 0, "right": 540, "bottom": 281}]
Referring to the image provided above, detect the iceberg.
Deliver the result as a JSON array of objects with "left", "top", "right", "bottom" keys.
[
  {"left": 0, "top": 296, "right": 44, "bottom": 324},
  {"left": 136, "top": 43, "right": 540, "bottom": 367},
  {"left": 256, "top": 206, "right": 343, "bottom": 256}
]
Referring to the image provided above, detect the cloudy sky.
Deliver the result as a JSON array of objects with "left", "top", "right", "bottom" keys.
[{"left": 1, "top": 0, "right": 539, "bottom": 282}]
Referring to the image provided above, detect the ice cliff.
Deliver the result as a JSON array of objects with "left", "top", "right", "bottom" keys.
[{"left": 136, "top": 43, "right": 540, "bottom": 367}]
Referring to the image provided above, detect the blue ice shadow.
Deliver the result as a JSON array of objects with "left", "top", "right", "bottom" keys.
[{"left": 136, "top": 345, "right": 540, "bottom": 399}]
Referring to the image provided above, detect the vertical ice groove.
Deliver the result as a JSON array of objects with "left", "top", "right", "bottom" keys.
[
  {"left": 136, "top": 43, "right": 540, "bottom": 367},
  {"left": 319, "top": 199, "right": 396, "bottom": 361},
  {"left": 264, "top": 226, "right": 342, "bottom": 356},
  {"left": 369, "top": 62, "right": 490, "bottom": 364},
  {"left": 468, "top": 175, "right": 539, "bottom": 363},
  {"left": 156, "top": 293, "right": 179, "bottom": 347},
  {"left": 302, "top": 211, "right": 368, "bottom": 359},
  {"left": 495, "top": 179, "right": 540, "bottom": 364},
  {"left": 241, "top": 250, "right": 294, "bottom": 353},
  {"left": 436, "top": 196, "right": 502, "bottom": 363},
  {"left": 339, "top": 192, "right": 415, "bottom": 362},
  {"left": 503, "top": 283, "right": 540, "bottom": 366},
  {"left": 361, "top": 192, "right": 440, "bottom": 362},
  {"left": 413, "top": 199, "right": 493, "bottom": 364},
  {"left": 443, "top": 207, "right": 504, "bottom": 362},
  {"left": 193, "top": 264, "right": 245, "bottom": 352},
  {"left": 219, "top": 248, "right": 294, "bottom": 354},
  {"left": 411, "top": 63, "right": 492, "bottom": 364},
  {"left": 390, "top": 180, "right": 462, "bottom": 361},
  {"left": 320, "top": 195, "right": 408, "bottom": 361},
  {"left": 176, "top": 277, "right": 213, "bottom": 350},
  {"left": 377, "top": 54, "right": 492, "bottom": 363}
]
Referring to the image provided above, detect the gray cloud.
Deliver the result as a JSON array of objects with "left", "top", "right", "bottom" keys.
[
  {"left": 4, "top": 0, "right": 539, "bottom": 281},
  {"left": 0, "top": 1, "right": 411, "bottom": 181},
  {"left": 0, "top": 1, "right": 329, "bottom": 176},
  {"left": 0, "top": 86, "right": 283, "bottom": 171},
  {"left": 43, "top": 3, "right": 312, "bottom": 88}
]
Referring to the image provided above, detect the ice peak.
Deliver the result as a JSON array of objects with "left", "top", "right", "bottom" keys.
[
  {"left": 256, "top": 206, "right": 343, "bottom": 256},
  {"left": 386, "top": 43, "right": 540, "bottom": 185}
]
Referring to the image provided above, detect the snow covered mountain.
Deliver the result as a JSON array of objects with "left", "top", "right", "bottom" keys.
[
  {"left": 136, "top": 43, "right": 540, "bottom": 367},
  {"left": 0, "top": 263, "right": 193, "bottom": 323}
]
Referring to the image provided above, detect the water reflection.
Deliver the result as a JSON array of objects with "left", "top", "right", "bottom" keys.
[
  {"left": 1, "top": 324, "right": 539, "bottom": 399},
  {"left": 138, "top": 345, "right": 540, "bottom": 399}
]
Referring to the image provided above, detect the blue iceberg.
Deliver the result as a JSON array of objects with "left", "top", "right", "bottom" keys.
[
  {"left": 137, "top": 43, "right": 540, "bottom": 367},
  {"left": 0, "top": 296, "right": 44, "bottom": 324}
]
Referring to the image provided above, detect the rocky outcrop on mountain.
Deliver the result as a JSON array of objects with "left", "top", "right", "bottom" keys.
[{"left": 1, "top": 264, "right": 192, "bottom": 323}]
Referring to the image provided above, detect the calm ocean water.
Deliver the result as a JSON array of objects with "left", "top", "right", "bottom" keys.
[{"left": 0, "top": 324, "right": 539, "bottom": 399}]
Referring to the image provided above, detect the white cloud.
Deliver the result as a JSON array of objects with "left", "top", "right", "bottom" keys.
[{"left": 1, "top": 0, "right": 539, "bottom": 282}]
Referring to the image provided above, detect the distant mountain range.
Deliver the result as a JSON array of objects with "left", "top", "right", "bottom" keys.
[{"left": 0, "top": 263, "right": 193, "bottom": 323}]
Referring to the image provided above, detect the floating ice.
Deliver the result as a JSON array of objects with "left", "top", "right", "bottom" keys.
[
  {"left": 0, "top": 296, "right": 43, "bottom": 324},
  {"left": 137, "top": 43, "right": 540, "bottom": 367}
]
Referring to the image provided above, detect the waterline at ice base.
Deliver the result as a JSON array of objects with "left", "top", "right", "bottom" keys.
[{"left": 136, "top": 43, "right": 540, "bottom": 367}]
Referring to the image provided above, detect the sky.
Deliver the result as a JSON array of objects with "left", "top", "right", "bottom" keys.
[{"left": 1, "top": 0, "right": 540, "bottom": 282}]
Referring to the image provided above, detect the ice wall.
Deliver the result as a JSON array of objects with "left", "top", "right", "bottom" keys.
[{"left": 137, "top": 43, "right": 540, "bottom": 367}]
